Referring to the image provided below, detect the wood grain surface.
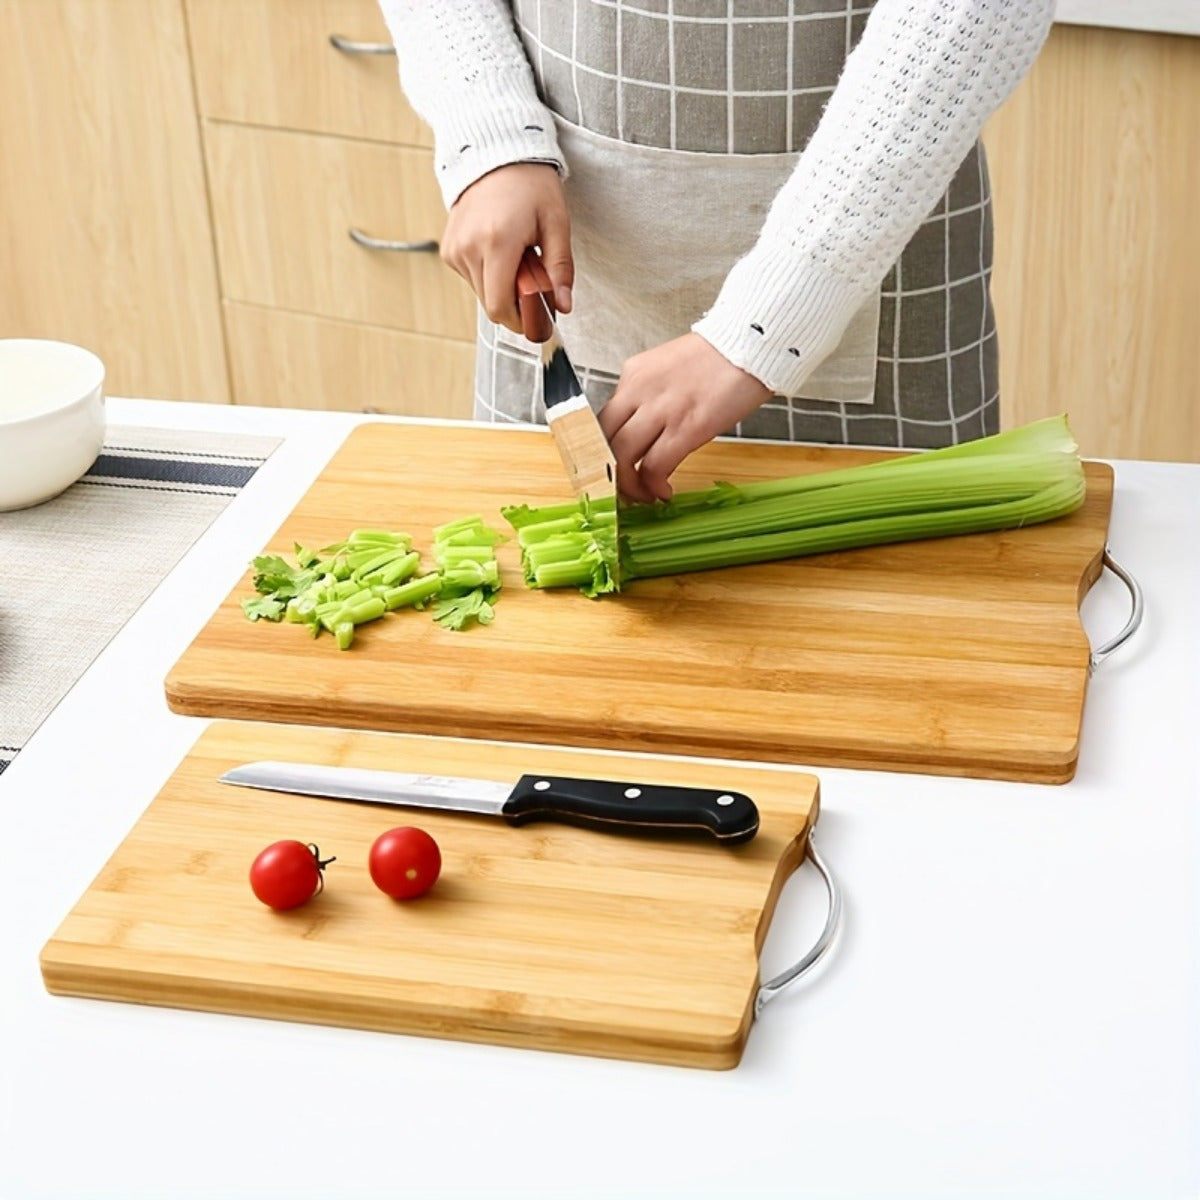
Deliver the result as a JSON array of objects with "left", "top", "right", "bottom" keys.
[
  {"left": 186, "top": 0, "right": 431, "bottom": 147},
  {"left": 165, "top": 423, "right": 1115, "bottom": 783},
  {"left": 0, "top": 0, "right": 229, "bottom": 403},
  {"left": 984, "top": 23, "right": 1200, "bottom": 462},
  {"left": 40, "top": 721, "right": 819, "bottom": 1069},
  {"left": 222, "top": 302, "right": 474, "bottom": 418},
  {"left": 205, "top": 124, "right": 474, "bottom": 340}
]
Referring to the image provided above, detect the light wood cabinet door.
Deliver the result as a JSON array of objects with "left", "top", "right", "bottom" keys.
[
  {"left": 205, "top": 123, "right": 475, "bottom": 341},
  {"left": 186, "top": 0, "right": 429, "bottom": 146},
  {"left": 224, "top": 303, "right": 474, "bottom": 418},
  {"left": 0, "top": 0, "right": 228, "bottom": 403},
  {"left": 984, "top": 24, "right": 1200, "bottom": 463}
]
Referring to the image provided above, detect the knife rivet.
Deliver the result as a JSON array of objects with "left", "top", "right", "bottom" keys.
[
  {"left": 624, "top": 787, "right": 642, "bottom": 799},
  {"left": 717, "top": 794, "right": 736, "bottom": 806},
  {"left": 533, "top": 780, "right": 552, "bottom": 791}
]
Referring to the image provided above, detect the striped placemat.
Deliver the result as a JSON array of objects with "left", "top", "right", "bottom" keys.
[{"left": 0, "top": 425, "right": 280, "bottom": 775}]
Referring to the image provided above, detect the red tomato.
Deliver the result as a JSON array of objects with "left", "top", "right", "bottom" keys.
[
  {"left": 249, "top": 840, "right": 334, "bottom": 910},
  {"left": 368, "top": 826, "right": 441, "bottom": 899}
]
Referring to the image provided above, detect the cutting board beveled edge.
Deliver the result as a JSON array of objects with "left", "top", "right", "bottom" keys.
[
  {"left": 163, "top": 423, "right": 1116, "bottom": 783},
  {"left": 39, "top": 719, "right": 820, "bottom": 1070}
]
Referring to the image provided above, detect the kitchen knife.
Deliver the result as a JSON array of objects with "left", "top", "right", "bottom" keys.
[
  {"left": 220, "top": 761, "right": 759, "bottom": 845},
  {"left": 516, "top": 248, "right": 619, "bottom": 508}
]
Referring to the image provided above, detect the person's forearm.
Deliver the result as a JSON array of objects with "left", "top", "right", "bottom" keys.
[
  {"left": 376, "top": 0, "right": 564, "bottom": 207},
  {"left": 694, "top": 0, "right": 1055, "bottom": 397}
]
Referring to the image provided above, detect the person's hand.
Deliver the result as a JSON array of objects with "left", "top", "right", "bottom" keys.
[
  {"left": 440, "top": 162, "right": 573, "bottom": 336},
  {"left": 599, "top": 333, "right": 772, "bottom": 504}
]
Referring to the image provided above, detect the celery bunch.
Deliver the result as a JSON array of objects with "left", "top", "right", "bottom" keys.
[{"left": 502, "top": 416, "right": 1087, "bottom": 596}]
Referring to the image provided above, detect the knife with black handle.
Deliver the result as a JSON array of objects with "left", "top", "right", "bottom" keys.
[{"left": 220, "top": 761, "right": 759, "bottom": 845}]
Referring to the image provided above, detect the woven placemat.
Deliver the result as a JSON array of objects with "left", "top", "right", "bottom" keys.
[{"left": 0, "top": 425, "right": 280, "bottom": 775}]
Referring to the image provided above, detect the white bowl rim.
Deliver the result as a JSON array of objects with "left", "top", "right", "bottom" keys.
[{"left": 0, "top": 338, "right": 106, "bottom": 428}]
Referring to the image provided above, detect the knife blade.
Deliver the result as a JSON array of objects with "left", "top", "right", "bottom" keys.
[
  {"left": 220, "top": 761, "right": 759, "bottom": 845},
  {"left": 516, "top": 248, "right": 619, "bottom": 509}
]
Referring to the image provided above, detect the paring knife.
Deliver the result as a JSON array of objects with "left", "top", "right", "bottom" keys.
[
  {"left": 516, "top": 248, "right": 619, "bottom": 508},
  {"left": 220, "top": 761, "right": 759, "bottom": 845}
]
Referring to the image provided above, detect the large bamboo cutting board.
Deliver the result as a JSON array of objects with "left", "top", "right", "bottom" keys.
[
  {"left": 40, "top": 721, "right": 819, "bottom": 1069},
  {"left": 165, "top": 424, "right": 1114, "bottom": 783}
]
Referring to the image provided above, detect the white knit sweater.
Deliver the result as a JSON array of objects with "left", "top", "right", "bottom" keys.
[{"left": 377, "top": 0, "right": 1054, "bottom": 397}]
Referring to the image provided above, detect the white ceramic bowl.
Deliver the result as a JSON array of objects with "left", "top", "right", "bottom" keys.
[{"left": 0, "top": 339, "right": 106, "bottom": 511}]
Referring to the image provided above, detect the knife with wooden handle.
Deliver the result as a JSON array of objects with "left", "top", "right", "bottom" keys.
[
  {"left": 515, "top": 248, "right": 618, "bottom": 507},
  {"left": 515, "top": 249, "right": 556, "bottom": 345},
  {"left": 220, "top": 761, "right": 759, "bottom": 845}
]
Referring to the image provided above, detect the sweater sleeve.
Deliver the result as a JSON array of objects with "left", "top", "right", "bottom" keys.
[
  {"left": 692, "top": 0, "right": 1055, "bottom": 398},
  {"left": 376, "top": 0, "right": 565, "bottom": 207}
]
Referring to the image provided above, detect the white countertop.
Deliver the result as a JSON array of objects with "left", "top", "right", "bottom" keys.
[
  {"left": 2, "top": 398, "right": 1197, "bottom": 1200},
  {"left": 1056, "top": 0, "right": 1200, "bottom": 38}
]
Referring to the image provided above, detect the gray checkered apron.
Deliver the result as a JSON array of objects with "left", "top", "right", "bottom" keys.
[{"left": 474, "top": 0, "right": 999, "bottom": 450}]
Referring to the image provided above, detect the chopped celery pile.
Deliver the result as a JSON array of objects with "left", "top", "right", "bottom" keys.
[
  {"left": 501, "top": 415, "right": 1088, "bottom": 597},
  {"left": 428, "top": 514, "right": 503, "bottom": 631},
  {"left": 242, "top": 520, "right": 504, "bottom": 648}
]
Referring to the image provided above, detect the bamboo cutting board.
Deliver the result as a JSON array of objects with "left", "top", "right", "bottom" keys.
[
  {"left": 40, "top": 721, "right": 819, "bottom": 1069},
  {"left": 165, "top": 424, "right": 1115, "bottom": 783}
]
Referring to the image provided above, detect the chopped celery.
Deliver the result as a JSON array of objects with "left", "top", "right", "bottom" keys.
[
  {"left": 431, "top": 590, "right": 496, "bottom": 630},
  {"left": 383, "top": 573, "right": 444, "bottom": 611},
  {"left": 378, "top": 551, "right": 420, "bottom": 587},
  {"left": 243, "top": 519, "right": 509, "bottom": 645},
  {"left": 241, "top": 594, "right": 286, "bottom": 622},
  {"left": 244, "top": 527, "right": 428, "bottom": 647},
  {"left": 345, "top": 528, "right": 412, "bottom": 544},
  {"left": 338, "top": 595, "right": 387, "bottom": 626},
  {"left": 431, "top": 516, "right": 506, "bottom": 630},
  {"left": 347, "top": 545, "right": 410, "bottom": 575}
]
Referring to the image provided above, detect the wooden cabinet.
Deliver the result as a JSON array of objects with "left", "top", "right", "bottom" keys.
[
  {"left": 223, "top": 305, "right": 474, "bottom": 416},
  {"left": 984, "top": 23, "right": 1200, "bottom": 462},
  {"left": 0, "top": 0, "right": 228, "bottom": 404},
  {"left": 3, "top": 5, "right": 1196, "bottom": 452},
  {"left": 185, "top": 0, "right": 432, "bottom": 146},
  {"left": 0, "top": 0, "right": 473, "bottom": 418},
  {"left": 205, "top": 125, "right": 472, "bottom": 339},
  {"left": 183, "top": 0, "right": 478, "bottom": 416},
  {"left": 186, "top": 0, "right": 475, "bottom": 418}
]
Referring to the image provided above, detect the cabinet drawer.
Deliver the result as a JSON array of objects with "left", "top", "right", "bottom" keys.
[
  {"left": 186, "top": 0, "right": 427, "bottom": 146},
  {"left": 207, "top": 124, "right": 475, "bottom": 341},
  {"left": 225, "top": 303, "right": 475, "bottom": 419}
]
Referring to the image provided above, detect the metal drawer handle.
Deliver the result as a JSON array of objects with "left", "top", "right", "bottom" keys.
[
  {"left": 349, "top": 228, "right": 438, "bottom": 254},
  {"left": 329, "top": 34, "right": 396, "bottom": 56},
  {"left": 755, "top": 833, "right": 843, "bottom": 1017},
  {"left": 1089, "top": 548, "right": 1145, "bottom": 673}
]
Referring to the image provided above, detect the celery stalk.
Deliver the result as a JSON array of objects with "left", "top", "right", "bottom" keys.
[{"left": 501, "top": 415, "right": 1087, "bottom": 594}]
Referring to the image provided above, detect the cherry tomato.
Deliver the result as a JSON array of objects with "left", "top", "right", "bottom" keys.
[
  {"left": 249, "top": 840, "right": 335, "bottom": 910},
  {"left": 368, "top": 826, "right": 441, "bottom": 899}
]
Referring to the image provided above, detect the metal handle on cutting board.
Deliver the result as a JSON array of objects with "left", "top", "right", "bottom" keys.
[
  {"left": 1088, "top": 548, "right": 1144, "bottom": 673},
  {"left": 754, "top": 834, "right": 843, "bottom": 1017}
]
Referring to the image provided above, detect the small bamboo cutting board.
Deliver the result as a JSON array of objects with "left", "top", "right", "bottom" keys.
[
  {"left": 40, "top": 721, "right": 819, "bottom": 1069},
  {"left": 165, "top": 424, "right": 1115, "bottom": 783}
]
